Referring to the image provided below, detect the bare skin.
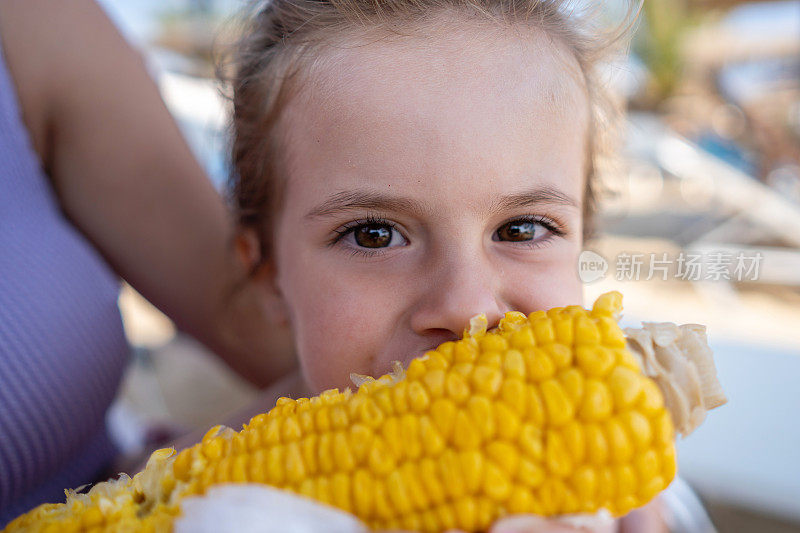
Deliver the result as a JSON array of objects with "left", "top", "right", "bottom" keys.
[{"left": 0, "top": 0, "right": 295, "bottom": 386}]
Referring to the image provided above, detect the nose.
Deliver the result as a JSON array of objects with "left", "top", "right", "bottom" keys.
[{"left": 409, "top": 248, "right": 508, "bottom": 340}]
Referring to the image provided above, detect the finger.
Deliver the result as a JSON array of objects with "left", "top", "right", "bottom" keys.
[
  {"left": 490, "top": 515, "right": 573, "bottom": 533},
  {"left": 491, "top": 514, "right": 617, "bottom": 533}
]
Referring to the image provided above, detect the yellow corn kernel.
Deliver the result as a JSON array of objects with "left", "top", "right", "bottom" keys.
[
  {"left": 574, "top": 315, "right": 601, "bottom": 345},
  {"left": 347, "top": 424, "right": 371, "bottom": 464},
  {"left": 331, "top": 473, "right": 352, "bottom": 513},
  {"left": 483, "top": 462, "right": 513, "bottom": 502},
  {"left": 408, "top": 381, "right": 431, "bottom": 412},
  {"left": 317, "top": 432, "right": 334, "bottom": 473},
  {"left": 401, "top": 462, "right": 429, "bottom": 510},
  {"left": 500, "top": 377, "right": 527, "bottom": 416},
  {"left": 332, "top": 431, "right": 355, "bottom": 471},
  {"left": 585, "top": 423, "right": 610, "bottom": 466},
  {"left": 439, "top": 450, "right": 467, "bottom": 499},
  {"left": 661, "top": 445, "right": 677, "bottom": 480},
  {"left": 453, "top": 340, "right": 477, "bottom": 363},
  {"left": 202, "top": 437, "right": 224, "bottom": 461},
  {"left": 621, "top": 411, "right": 653, "bottom": 450},
  {"left": 596, "top": 316, "right": 627, "bottom": 348},
  {"left": 592, "top": 291, "right": 622, "bottom": 317},
  {"left": 459, "top": 450, "right": 485, "bottom": 494},
  {"left": 367, "top": 438, "right": 395, "bottom": 476},
  {"left": 558, "top": 367, "right": 585, "bottom": 405},
  {"left": 634, "top": 449, "right": 660, "bottom": 481},
  {"left": 526, "top": 386, "right": 547, "bottom": 427},
  {"left": 561, "top": 420, "right": 586, "bottom": 464},
  {"left": 653, "top": 410, "right": 675, "bottom": 445},
  {"left": 453, "top": 411, "right": 482, "bottom": 450},
  {"left": 571, "top": 465, "right": 597, "bottom": 503},
  {"left": 231, "top": 453, "right": 248, "bottom": 483},
  {"left": 401, "top": 513, "right": 423, "bottom": 531},
  {"left": 486, "top": 441, "right": 520, "bottom": 476},
  {"left": 532, "top": 318, "right": 556, "bottom": 345},
  {"left": 499, "top": 311, "right": 528, "bottom": 332},
  {"left": 502, "top": 349, "right": 526, "bottom": 379},
  {"left": 387, "top": 470, "right": 413, "bottom": 515},
  {"left": 462, "top": 399, "right": 489, "bottom": 439},
  {"left": 608, "top": 366, "right": 643, "bottom": 409},
  {"left": 545, "top": 343, "right": 574, "bottom": 369},
  {"left": 475, "top": 351, "right": 501, "bottom": 368},
  {"left": 605, "top": 419, "right": 634, "bottom": 464},
  {"left": 392, "top": 380, "right": 410, "bottom": 414},
  {"left": 545, "top": 430, "right": 573, "bottom": 478},
  {"left": 437, "top": 341, "right": 456, "bottom": 362},
  {"left": 523, "top": 348, "right": 556, "bottom": 381},
  {"left": 538, "top": 478, "right": 567, "bottom": 515},
  {"left": 615, "top": 464, "right": 637, "bottom": 498},
  {"left": 421, "top": 368, "right": 446, "bottom": 397},
  {"left": 419, "top": 415, "right": 446, "bottom": 455},
  {"left": 401, "top": 414, "right": 423, "bottom": 460},
  {"left": 494, "top": 402, "right": 521, "bottom": 440},
  {"left": 358, "top": 397, "right": 385, "bottom": 429},
  {"left": 507, "top": 486, "right": 535, "bottom": 514},
  {"left": 541, "top": 379, "right": 574, "bottom": 426},
  {"left": 552, "top": 315, "right": 574, "bottom": 346},
  {"left": 528, "top": 309, "right": 547, "bottom": 321},
  {"left": 419, "top": 458, "right": 446, "bottom": 505},
  {"left": 372, "top": 388, "right": 395, "bottom": 417},
  {"left": 431, "top": 398, "right": 457, "bottom": 440},
  {"left": 480, "top": 334, "right": 509, "bottom": 352},
  {"left": 579, "top": 379, "right": 613, "bottom": 422},
  {"left": 510, "top": 327, "right": 536, "bottom": 350},
  {"left": 642, "top": 379, "right": 668, "bottom": 417},
  {"left": 265, "top": 446, "right": 285, "bottom": 484},
  {"left": 446, "top": 371, "right": 471, "bottom": 404},
  {"left": 436, "top": 503, "right": 458, "bottom": 530},
  {"left": 372, "top": 481, "right": 392, "bottom": 520},
  {"left": 519, "top": 423, "right": 545, "bottom": 461},
  {"left": 516, "top": 458, "right": 546, "bottom": 489},
  {"left": 471, "top": 365, "right": 503, "bottom": 396},
  {"left": 576, "top": 346, "right": 616, "bottom": 377}
]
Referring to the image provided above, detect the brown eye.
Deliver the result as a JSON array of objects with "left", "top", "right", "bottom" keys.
[
  {"left": 495, "top": 220, "right": 537, "bottom": 242},
  {"left": 354, "top": 223, "right": 394, "bottom": 248}
]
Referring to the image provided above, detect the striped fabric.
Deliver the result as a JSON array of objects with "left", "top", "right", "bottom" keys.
[{"left": 0, "top": 37, "right": 129, "bottom": 525}]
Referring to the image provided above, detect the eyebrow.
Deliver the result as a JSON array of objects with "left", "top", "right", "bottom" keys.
[
  {"left": 305, "top": 190, "right": 426, "bottom": 219},
  {"left": 305, "top": 185, "right": 580, "bottom": 220},
  {"left": 492, "top": 186, "right": 581, "bottom": 211}
]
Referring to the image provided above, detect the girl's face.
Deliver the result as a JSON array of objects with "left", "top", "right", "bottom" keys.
[{"left": 270, "top": 22, "right": 588, "bottom": 393}]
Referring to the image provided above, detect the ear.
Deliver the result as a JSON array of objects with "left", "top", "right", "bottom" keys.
[
  {"left": 235, "top": 227, "right": 263, "bottom": 274},
  {"left": 234, "top": 228, "right": 290, "bottom": 328}
]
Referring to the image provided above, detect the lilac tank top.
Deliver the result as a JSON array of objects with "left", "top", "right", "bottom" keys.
[{"left": 0, "top": 38, "right": 129, "bottom": 524}]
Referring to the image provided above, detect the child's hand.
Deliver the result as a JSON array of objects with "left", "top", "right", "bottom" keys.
[
  {"left": 377, "top": 499, "right": 669, "bottom": 533},
  {"left": 487, "top": 514, "right": 616, "bottom": 533},
  {"left": 377, "top": 514, "right": 616, "bottom": 533}
]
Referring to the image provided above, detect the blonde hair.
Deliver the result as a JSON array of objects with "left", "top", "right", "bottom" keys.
[{"left": 226, "top": 0, "right": 640, "bottom": 263}]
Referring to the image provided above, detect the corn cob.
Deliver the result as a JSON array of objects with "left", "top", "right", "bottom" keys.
[{"left": 4, "top": 292, "right": 725, "bottom": 533}]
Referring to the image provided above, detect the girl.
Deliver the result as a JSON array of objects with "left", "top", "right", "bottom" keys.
[{"left": 227, "top": 0, "right": 663, "bottom": 530}]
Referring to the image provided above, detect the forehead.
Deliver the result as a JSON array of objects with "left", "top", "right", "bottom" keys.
[{"left": 278, "top": 17, "right": 590, "bottom": 208}]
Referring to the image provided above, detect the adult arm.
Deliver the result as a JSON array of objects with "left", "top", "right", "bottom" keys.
[{"left": 0, "top": 0, "right": 295, "bottom": 386}]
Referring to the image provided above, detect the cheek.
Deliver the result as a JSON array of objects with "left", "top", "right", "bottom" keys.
[
  {"left": 275, "top": 243, "right": 407, "bottom": 392},
  {"left": 503, "top": 245, "right": 583, "bottom": 312}
]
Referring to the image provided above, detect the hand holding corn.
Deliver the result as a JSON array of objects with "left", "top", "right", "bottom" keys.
[{"left": 4, "top": 292, "right": 726, "bottom": 532}]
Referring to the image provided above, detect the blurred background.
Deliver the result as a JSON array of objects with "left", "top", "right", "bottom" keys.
[{"left": 95, "top": 1, "right": 800, "bottom": 531}]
